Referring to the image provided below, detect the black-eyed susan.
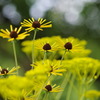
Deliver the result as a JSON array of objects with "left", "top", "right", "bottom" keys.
[
  {"left": 34, "top": 37, "right": 59, "bottom": 52},
  {"left": 47, "top": 60, "right": 66, "bottom": 76},
  {"left": 57, "top": 37, "right": 83, "bottom": 52},
  {"left": 21, "top": 18, "right": 52, "bottom": 32},
  {"left": 31, "top": 60, "right": 66, "bottom": 76},
  {"left": 0, "top": 25, "right": 29, "bottom": 41},
  {"left": 0, "top": 66, "right": 20, "bottom": 76},
  {"left": 44, "top": 81, "right": 62, "bottom": 92}
]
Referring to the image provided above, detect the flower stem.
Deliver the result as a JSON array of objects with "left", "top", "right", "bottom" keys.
[
  {"left": 12, "top": 40, "right": 18, "bottom": 75},
  {"left": 79, "top": 78, "right": 87, "bottom": 100},
  {"left": 79, "top": 86, "right": 85, "bottom": 100},
  {"left": 36, "top": 75, "right": 52, "bottom": 100},
  {"left": 66, "top": 74, "right": 75, "bottom": 100},
  {"left": 55, "top": 72, "right": 71, "bottom": 100},
  {"left": 43, "top": 51, "right": 47, "bottom": 63},
  {"left": 43, "top": 92, "right": 49, "bottom": 100},
  {"left": 32, "top": 30, "right": 37, "bottom": 64},
  {"left": 60, "top": 50, "right": 66, "bottom": 65}
]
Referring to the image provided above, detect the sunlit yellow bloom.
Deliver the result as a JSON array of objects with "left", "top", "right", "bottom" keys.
[
  {"left": 0, "top": 25, "right": 29, "bottom": 41},
  {"left": 0, "top": 75, "right": 35, "bottom": 100},
  {"left": 21, "top": 36, "right": 91, "bottom": 60},
  {"left": 21, "top": 18, "right": 52, "bottom": 32},
  {"left": 46, "top": 60, "right": 66, "bottom": 76},
  {"left": 31, "top": 60, "right": 66, "bottom": 76},
  {"left": 21, "top": 89, "right": 36, "bottom": 100},
  {"left": 0, "top": 66, "right": 20, "bottom": 76},
  {"left": 63, "top": 57, "right": 100, "bottom": 82},
  {"left": 56, "top": 37, "right": 83, "bottom": 52},
  {"left": 44, "top": 81, "right": 62, "bottom": 92},
  {"left": 21, "top": 36, "right": 61, "bottom": 54},
  {"left": 34, "top": 37, "right": 59, "bottom": 52}
]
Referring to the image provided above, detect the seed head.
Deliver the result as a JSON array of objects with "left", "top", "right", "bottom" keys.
[
  {"left": 43, "top": 43, "right": 51, "bottom": 50},
  {"left": 1, "top": 69, "right": 9, "bottom": 74},
  {"left": 45, "top": 85, "right": 52, "bottom": 91},
  {"left": 32, "top": 21, "right": 41, "bottom": 28},
  {"left": 10, "top": 31, "right": 18, "bottom": 38},
  {"left": 64, "top": 42, "right": 72, "bottom": 50}
]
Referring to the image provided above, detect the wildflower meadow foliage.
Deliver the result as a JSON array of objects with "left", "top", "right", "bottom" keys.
[{"left": 0, "top": 18, "right": 100, "bottom": 100}]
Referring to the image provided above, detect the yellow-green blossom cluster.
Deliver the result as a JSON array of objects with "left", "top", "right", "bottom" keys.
[
  {"left": 0, "top": 17, "right": 100, "bottom": 100},
  {"left": 0, "top": 76, "right": 35, "bottom": 100},
  {"left": 85, "top": 90, "right": 100, "bottom": 99},
  {"left": 22, "top": 36, "right": 91, "bottom": 60},
  {"left": 63, "top": 57, "right": 100, "bottom": 82}
]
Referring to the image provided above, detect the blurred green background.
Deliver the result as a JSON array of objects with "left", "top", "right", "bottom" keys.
[
  {"left": 0, "top": 0, "right": 100, "bottom": 87},
  {"left": 0, "top": 0, "right": 100, "bottom": 100}
]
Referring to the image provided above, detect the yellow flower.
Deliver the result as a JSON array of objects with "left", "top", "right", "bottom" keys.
[
  {"left": 31, "top": 60, "right": 66, "bottom": 76},
  {"left": 44, "top": 81, "right": 62, "bottom": 92},
  {"left": 0, "top": 25, "right": 29, "bottom": 41},
  {"left": 63, "top": 57, "right": 100, "bottom": 82},
  {"left": 21, "top": 18, "right": 52, "bottom": 32},
  {"left": 21, "top": 89, "right": 36, "bottom": 100},
  {"left": 57, "top": 37, "right": 83, "bottom": 52},
  {"left": 46, "top": 60, "right": 66, "bottom": 76},
  {"left": 0, "top": 75, "right": 35, "bottom": 100},
  {"left": 0, "top": 66, "right": 20, "bottom": 76},
  {"left": 34, "top": 37, "right": 59, "bottom": 52}
]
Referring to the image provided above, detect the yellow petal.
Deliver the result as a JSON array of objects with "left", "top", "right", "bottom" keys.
[
  {"left": 41, "top": 24, "right": 52, "bottom": 28},
  {"left": 17, "top": 26, "right": 22, "bottom": 34},
  {"left": 10, "top": 25, "right": 13, "bottom": 31},
  {"left": 8, "top": 38, "right": 14, "bottom": 42}
]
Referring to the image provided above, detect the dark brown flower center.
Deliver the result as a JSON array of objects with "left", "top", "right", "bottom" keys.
[
  {"left": 32, "top": 21, "right": 41, "bottom": 28},
  {"left": 50, "top": 66, "right": 53, "bottom": 72},
  {"left": 1, "top": 69, "right": 9, "bottom": 74},
  {"left": 45, "top": 85, "right": 52, "bottom": 91},
  {"left": 43, "top": 43, "right": 51, "bottom": 50},
  {"left": 64, "top": 42, "right": 72, "bottom": 50},
  {"left": 10, "top": 31, "right": 18, "bottom": 38}
]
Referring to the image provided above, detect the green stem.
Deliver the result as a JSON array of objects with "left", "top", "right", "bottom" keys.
[
  {"left": 43, "top": 92, "right": 49, "bottom": 100},
  {"left": 60, "top": 50, "right": 66, "bottom": 65},
  {"left": 32, "top": 30, "right": 37, "bottom": 64},
  {"left": 12, "top": 41, "right": 18, "bottom": 75},
  {"left": 25, "top": 87, "right": 35, "bottom": 97},
  {"left": 66, "top": 74, "right": 75, "bottom": 100},
  {"left": 79, "top": 78, "right": 87, "bottom": 100},
  {"left": 79, "top": 88, "right": 86, "bottom": 100},
  {"left": 55, "top": 72, "right": 71, "bottom": 100},
  {"left": 43, "top": 51, "right": 47, "bottom": 63},
  {"left": 36, "top": 75, "right": 53, "bottom": 100}
]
